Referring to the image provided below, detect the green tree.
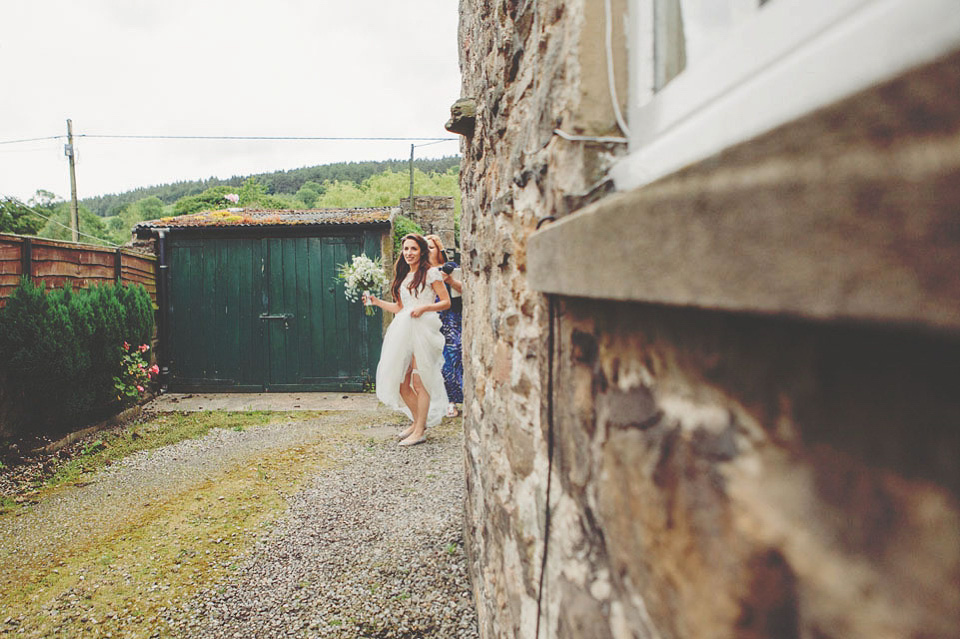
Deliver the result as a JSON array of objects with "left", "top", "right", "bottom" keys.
[
  {"left": 312, "top": 167, "right": 460, "bottom": 214},
  {"left": 96, "top": 195, "right": 167, "bottom": 245},
  {"left": 172, "top": 185, "right": 239, "bottom": 216},
  {"left": 38, "top": 202, "right": 114, "bottom": 245},
  {"left": 311, "top": 167, "right": 461, "bottom": 247},
  {"left": 0, "top": 197, "right": 45, "bottom": 235},
  {"left": 296, "top": 181, "right": 324, "bottom": 208},
  {"left": 107, "top": 216, "right": 127, "bottom": 233},
  {"left": 313, "top": 180, "right": 368, "bottom": 207},
  {"left": 134, "top": 196, "right": 165, "bottom": 222},
  {"left": 106, "top": 202, "right": 128, "bottom": 218},
  {"left": 172, "top": 181, "right": 296, "bottom": 216},
  {"left": 238, "top": 177, "right": 294, "bottom": 209}
]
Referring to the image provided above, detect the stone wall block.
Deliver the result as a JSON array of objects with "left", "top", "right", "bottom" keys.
[
  {"left": 734, "top": 549, "right": 800, "bottom": 639},
  {"left": 399, "top": 196, "right": 456, "bottom": 250},
  {"left": 555, "top": 579, "right": 615, "bottom": 639},
  {"left": 505, "top": 424, "right": 536, "bottom": 480}
]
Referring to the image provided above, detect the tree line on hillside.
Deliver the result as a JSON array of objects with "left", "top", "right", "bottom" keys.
[
  {"left": 170, "top": 168, "right": 460, "bottom": 218},
  {"left": 2, "top": 164, "right": 460, "bottom": 248},
  {"left": 81, "top": 156, "right": 461, "bottom": 217}
]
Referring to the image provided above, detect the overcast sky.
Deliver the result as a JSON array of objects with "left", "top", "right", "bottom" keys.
[{"left": 0, "top": 0, "right": 462, "bottom": 203}]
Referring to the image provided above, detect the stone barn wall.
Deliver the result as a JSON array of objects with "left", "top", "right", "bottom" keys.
[
  {"left": 399, "top": 195, "right": 457, "bottom": 253},
  {"left": 455, "top": 1, "right": 960, "bottom": 638}
]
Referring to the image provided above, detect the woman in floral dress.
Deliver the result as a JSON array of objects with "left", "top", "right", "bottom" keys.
[{"left": 426, "top": 234, "right": 463, "bottom": 417}]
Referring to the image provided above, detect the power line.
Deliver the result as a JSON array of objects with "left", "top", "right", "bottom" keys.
[
  {"left": 414, "top": 139, "right": 458, "bottom": 148},
  {"left": 0, "top": 135, "right": 64, "bottom": 145},
  {"left": 0, "top": 133, "right": 458, "bottom": 145},
  {"left": 80, "top": 134, "right": 459, "bottom": 143}
]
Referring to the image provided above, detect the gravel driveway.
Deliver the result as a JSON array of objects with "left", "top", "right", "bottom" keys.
[
  {"left": 175, "top": 423, "right": 479, "bottom": 639},
  {"left": 0, "top": 404, "right": 479, "bottom": 638}
]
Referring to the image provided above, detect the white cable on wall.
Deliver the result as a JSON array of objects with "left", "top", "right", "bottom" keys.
[
  {"left": 605, "top": 0, "right": 631, "bottom": 137},
  {"left": 555, "top": 0, "right": 631, "bottom": 143}
]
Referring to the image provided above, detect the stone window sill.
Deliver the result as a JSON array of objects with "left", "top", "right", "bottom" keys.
[{"left": 527, "top": 49, "right": 960, "bottom": 333}]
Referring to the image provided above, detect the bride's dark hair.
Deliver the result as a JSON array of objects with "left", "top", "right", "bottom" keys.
[{"left": 390, "top": 234, "right": 431, "bottom": 302}]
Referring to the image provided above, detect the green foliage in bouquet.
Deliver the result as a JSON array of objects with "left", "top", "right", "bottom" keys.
[{"left": 338, "top": 255, "right": 390, "bottom": 317}]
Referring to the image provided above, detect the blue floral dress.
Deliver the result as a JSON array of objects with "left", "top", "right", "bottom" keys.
[{"left": 438, "top": 265, "right": 463, "bottom": 404}]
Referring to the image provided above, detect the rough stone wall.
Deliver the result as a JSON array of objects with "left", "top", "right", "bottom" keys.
[
  {"left": 399, "top": 195, "right": 457, "bottom": 252},
  {"left": 457, "top": 0, "right": 629, "bottom": 635},
  {"left": 457, "top": 1, "right": 960, "bottom": 638},
  {"left": 546, "top": 301, "right": 960, "bottom": 639}
]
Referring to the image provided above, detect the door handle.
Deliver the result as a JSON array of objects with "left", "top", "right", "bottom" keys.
[{"left": 259, "top": 313, "right": 294, "bottom": 330}]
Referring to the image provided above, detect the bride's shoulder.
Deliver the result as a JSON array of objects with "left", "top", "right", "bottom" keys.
[{"left": 426, "top": 266, "right": 443, "bottom": 283}]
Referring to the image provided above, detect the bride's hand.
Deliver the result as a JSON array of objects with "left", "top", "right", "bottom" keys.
[{"left": 410, "top": 307, "right": 424, "bottom": 318}]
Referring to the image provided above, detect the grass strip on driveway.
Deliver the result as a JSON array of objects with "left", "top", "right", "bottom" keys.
[
  {"left": 5, "top": 410, "right": 328, "bottom": 508},
  {"left": 0, "top": 409, "right": 390, "bottom": 638}
]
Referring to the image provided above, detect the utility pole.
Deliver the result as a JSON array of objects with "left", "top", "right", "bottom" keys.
[
  {"left": 408, "top": 143, "right": 415, "bottom": 212},
  {"left": 65, "top": 119, "right": 80, "bottom": 242}
]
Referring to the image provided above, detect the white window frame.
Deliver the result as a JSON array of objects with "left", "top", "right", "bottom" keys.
[{"left": 611, "top": 0, "right": 960, "bottom": 192}]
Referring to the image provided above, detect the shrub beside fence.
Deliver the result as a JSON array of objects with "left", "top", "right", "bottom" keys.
[
  {"left": 0, "top": 279, "right": 155, "bottom": 437},
  {"left": 0, "top": 233, "right": 158, "bottom": 438}
]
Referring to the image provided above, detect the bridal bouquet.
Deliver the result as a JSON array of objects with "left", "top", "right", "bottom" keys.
[{"left": 337, "top": 254, "right": 389, "bottom": 316}]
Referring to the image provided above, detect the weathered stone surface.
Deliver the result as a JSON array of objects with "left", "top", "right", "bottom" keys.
[
  {"left": 458, "top": 1, "right": 960, "bottom": 638},
  {"left": 446, "top": 98, "right": 477, "bottom": 137}
]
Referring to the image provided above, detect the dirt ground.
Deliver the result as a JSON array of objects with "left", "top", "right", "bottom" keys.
[
  {"left": 0, "top": 394, "right": 381, "bottom": 506},
  {"left": 145, "top": 392, "right": 381, "bottom": 413},
  {"left": 0, "top": 394, "right": 476, "bottom": 638}
]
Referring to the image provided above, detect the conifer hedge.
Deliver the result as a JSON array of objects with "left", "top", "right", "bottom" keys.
[{"left": 0, "top": 279, "right": 154, "bottom": 434}]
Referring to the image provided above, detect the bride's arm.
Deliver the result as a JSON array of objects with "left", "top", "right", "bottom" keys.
[
  {"left": 366, "top": 292, "right": 402, "bottom": 314},
  {"left": 410, "top": 280, "right": 451, "bottom": 318}
]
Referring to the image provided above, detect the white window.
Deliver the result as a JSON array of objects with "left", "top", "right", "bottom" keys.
[{"left": 611, "top": 0, "right": 960, "bottom": 192}]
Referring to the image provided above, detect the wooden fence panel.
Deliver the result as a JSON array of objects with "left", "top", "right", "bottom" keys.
[
  {"left": 0, "top": 236, "right": 25, "bottom": 300},
  {"left": 0, "top": 233, "right": 157, "bottom": 307},
  {"left": 0, "top": 242, "right": 22, "bottom": 262}
]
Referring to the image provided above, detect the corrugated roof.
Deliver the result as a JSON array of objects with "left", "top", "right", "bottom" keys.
[{"left": 136, "top": 207, "right": 393, "bottom": 230}]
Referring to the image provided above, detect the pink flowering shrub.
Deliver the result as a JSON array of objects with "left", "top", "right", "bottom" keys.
[{"left": 113, "top": 342, "right": 157, "bottom": 406}]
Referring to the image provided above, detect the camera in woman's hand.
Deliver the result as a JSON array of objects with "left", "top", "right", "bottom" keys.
[{"left": 440, "top": 261, "right": 456, "bottom": 275}]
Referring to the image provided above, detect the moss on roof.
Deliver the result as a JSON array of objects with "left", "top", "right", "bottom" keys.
[{"left": 139, "top": 208, "right": 392, "bottom": 229}]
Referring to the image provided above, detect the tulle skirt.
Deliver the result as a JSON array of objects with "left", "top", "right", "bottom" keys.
[{"left": 375, "top": 309, "right": 448, "bottom": 427}]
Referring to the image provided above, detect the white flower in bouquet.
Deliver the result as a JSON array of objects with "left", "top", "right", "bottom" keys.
[{"left": 337, "top": 255, "right": 389, "bottom": 315}]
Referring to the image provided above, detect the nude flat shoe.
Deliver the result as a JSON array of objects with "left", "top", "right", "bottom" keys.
[{"left": 398, "top": 435, "right": 426, "bottom": 447}]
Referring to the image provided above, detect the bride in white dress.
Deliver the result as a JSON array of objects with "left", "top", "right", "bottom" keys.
[{"left": 364, "top": 234, "right": 451, "bottom": 446}]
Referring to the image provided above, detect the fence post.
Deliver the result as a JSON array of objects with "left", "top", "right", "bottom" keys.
[
  {"left": 21, "top": 237, "right": 32, "bottom": 282},
  {"left": 115, "top": 249, "right": 123, "bottom": 284}
]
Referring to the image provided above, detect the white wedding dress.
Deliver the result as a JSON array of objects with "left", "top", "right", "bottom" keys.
[{"left": 375, "top": 267, "right": 449, "bottom": 427}]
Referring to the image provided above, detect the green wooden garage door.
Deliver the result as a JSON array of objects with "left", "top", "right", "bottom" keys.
[{"left": 166, "top": 233, "right": 381, "bottom": 392}]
